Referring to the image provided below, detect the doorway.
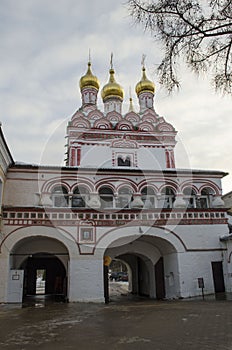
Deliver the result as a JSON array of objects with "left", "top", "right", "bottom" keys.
[
  {"left": 211, "top": 261, "right": 225, "bottom": 293},
  {"left": 23, "top": 254, "right": 67, "bottom": 299},
  {"left": 155, "top": 257, "right": 166, "bottom": 299},
  {"left": 108, "top": 260, "right": 129, "bottom": 300},
  {"left": 36, "top": 269, "right": 46, "bottom": 295}
]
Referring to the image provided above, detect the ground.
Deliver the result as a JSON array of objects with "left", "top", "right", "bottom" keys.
[{"left": 0, "top": 291, "right": 232, "bottom": 349}]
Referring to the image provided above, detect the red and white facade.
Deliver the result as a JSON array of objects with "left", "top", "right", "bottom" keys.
[{"left": 0, "top": 62, "right": 231, "bottom": 303}]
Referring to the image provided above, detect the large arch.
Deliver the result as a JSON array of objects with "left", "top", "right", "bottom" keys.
[
  {"left": 97, "top": 225, "right": 186, "bottom": 253},
  {"left": 0, "top": 226, "right": 78, "bottom": 303},
  {"left": 99, "top": 225, "right": 184, "bottom": 301}
]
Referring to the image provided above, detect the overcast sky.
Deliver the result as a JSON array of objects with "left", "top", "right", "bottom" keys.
[{"left": 0, "top": 0, "right": 231, "bottom": 193}]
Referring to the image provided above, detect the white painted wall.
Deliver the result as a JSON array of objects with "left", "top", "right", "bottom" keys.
[
  {"left": 80, "top": 145, "right": 112, "bottom": 168},
  {"left": 69, "top": 256, "right": 105, "bottom": 303},
  {"left": 163, "top": 252, "right": 180, "bottom": 299},
  {"left": 80, "top": 144, "right": 166, "bottom": 170},
  {"left": 138, "top": 147, "right": 166, "bottom": 170},
  {"left": 176, "top": 251, "right": 222, "bottom": 297}
]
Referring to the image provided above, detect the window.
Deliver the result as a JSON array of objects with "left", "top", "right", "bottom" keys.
[
  {"left": 183, "top": 188, "right": 197, "bottom": 208},
  {"left": 72, "top": 186, "right": 89, "bottom": 208},
  {"left": 117, "top": 155, "right": 131, "bottom": 167},
  {"left": 197, "top": 188, "right": 214, "bottom": 208},
  {"left": 99, "top": 187, "right": 114, "bottom": 209},
  {"left": 116, "top": 187, "right": 132, "bottom": 209},
  {"left": 52, "top": 185, "right": 69, "bottom": 207},
  {"left": 161, "top": 187, "right": 175, "bottom": 208},
  {"left": 141, "top": 187, "right": 156, "bottom": 208}
]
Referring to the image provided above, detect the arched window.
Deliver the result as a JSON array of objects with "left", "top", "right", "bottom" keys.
[
  {"left": 141, "top": 187, "right": 156, "bottom": 208},
  {"left": 52, "top": 185, "right": 69, "bottom": 207},
  {"left": 117, "top": 187, "right": 132, "bottom": 209},
  {"left": 117, "top": 155, "right": 131, "bottom": 167},
  {"left": 161, "top": 187, "right": 175, "bottom": 208},
  {"left": 183, "top": 187, "right": 197, "bottom": 208},
  {"left": 72, "top": 186, "right": 89, "bottom": 208},
  {"left": 99, "top": 187, "right": 114, "bottom": 209},
  {"left": 197, "top": 188, "right": 214, "bottom": 208}
]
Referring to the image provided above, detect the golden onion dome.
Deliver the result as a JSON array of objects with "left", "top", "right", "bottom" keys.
[
  {"left": 135, "top": 66, "right": 155, "bottom": 96},
  {"left": 101, "top": 68, "right": 124, "bottom": 101},
  {"left": 79, "top": 61, "right": 100, "bottom": 91}
]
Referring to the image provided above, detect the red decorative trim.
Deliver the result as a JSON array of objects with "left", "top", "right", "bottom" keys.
[
  {"left": 181, "top": 181, "right": 220, "bottom": 196},
  {"left": 139, "top": 184, "right": 158, "bottom": 193},
  {"left": 198, "top": 183, "right": 219, "bottom": 196},
  {"left": 111, "top": 137, "right": 138, "bottom": 149},
  {"left": 116, "top": 183, "right": 135, "bottom": 193},
  {"left": 165, "top": 149, "right": 175, "bottom": 168},
  {"left": 124, "top": 112, "right": 140, "bottom": 123},
  {"left": 42, "top": 176, "right": 95, "bottom": 193},
  {"left": 77, "top": 146, "right": 81, "bottom": 166},
  {"left": 88, "top": 109, "right": 104, "bottom": 120},
  {"left": 96, "top": 177, "right": 138, "bottom": 192},
  {"left": 157, "top": 122, "right": 175, "bottom": 132},
  {"left": 106, "top": 111, "right": 122, "bottom": 123},
  {"left": 70, "top": 131, "right": 167, "bottom": 144},
  {"left": 165, "top": 149, "right": 170, "bottom": 168},
  {"left": 70, "top": 182, "right": 93, "bottom": 192},
  {"left": 181, "top": 184, "right": 198, "bottom": 194},
  {"left": 142, "top": 114, "right": 158, "bottom": 124},
  {"left": 159, "top": 181, "right": 178, "bottom": 192},
  {"left": 170, "top": 149, "right": 175, "bottom": 168},
  {"left": 2, "top": 217, "right": 227, "bottom": 229},
  {"left": 0, "top": 224, "right": 79, "bottom": 253},
  {"left": 71, "top": 117, "right": 91, "bottom": 128},
  {"left": 93, "top": 118, "right": 112, "bottom": 129},
  {"left": 116, "top": 120, "right": 133, "bottom": 131},
  {"left": 138, "top": 121, "right": 155, "bottom": 132},
  {"left": 78, "top": 220, "right": 96, "bottom": 244},
  {"left": 70, "top": 148, "right": 76, "bottom": 166},
  {"left": 71, "top": 111, "right": 85, "bottom": 120}
]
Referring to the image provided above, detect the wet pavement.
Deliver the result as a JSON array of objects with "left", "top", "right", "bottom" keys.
[{"left": 0, "top": 292, "right": 232, "bottom": 350}]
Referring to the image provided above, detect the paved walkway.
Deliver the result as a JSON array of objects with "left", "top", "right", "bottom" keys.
[{"left": 0, "top": 294, "right": 232, "bottom": 349}]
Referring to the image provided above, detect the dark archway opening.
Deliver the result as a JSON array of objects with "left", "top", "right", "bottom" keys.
[
  {"left": 105, "top": 253, "right": 156, "bottom": 303},
  {"left": 108, "top": 260, "right": 129, "bottom": 301},
  {"left": 21, "top": 253, "right": 67, "bottom": 302}
]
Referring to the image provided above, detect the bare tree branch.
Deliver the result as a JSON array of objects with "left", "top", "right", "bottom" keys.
[{"left": 127, "top": 0, "right": 232, "bottom": 94}]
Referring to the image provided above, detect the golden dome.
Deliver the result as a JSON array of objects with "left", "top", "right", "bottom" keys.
[
  {"left": 79, "top": 61, "right": 100, "bottom": 91},
  {"left": 101, "top": 68, "right": 124, "bottom": 101},
  {"left": 135, "top": 66, "right": 155, "bottom": 96}
]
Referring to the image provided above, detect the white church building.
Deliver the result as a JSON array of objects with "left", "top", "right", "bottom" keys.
[{"left": 0, "top": 60, "right": 231, "bottom": 303}]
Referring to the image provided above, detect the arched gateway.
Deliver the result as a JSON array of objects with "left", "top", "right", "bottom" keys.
[
  {"left": 99, "top": 225, "right": 185, "bottom": 301},
  {"left": 0, "top": 226, "right": 75, "bottom": 303},
  {"left": 12, "top": 238, "right": 68, "bottom": 300}
]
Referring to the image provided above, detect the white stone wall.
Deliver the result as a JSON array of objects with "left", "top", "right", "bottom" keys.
[
  {"left": 4, "top": 179, "right": 39, "bottom": 206},
  {"left": 177, "top": 251, "right": 222, "bottom": 297},
  {"left": 69, "top": 256, "right": 105, "bottom": 303},
  {"left": 163, "top": 252, "right": 180, "bottom": 299},
  {"left": 79, "top": 144, "right": 166, "bottom": 170},
  {"left": 80, "top": 145, "right": 112, "bottom": 168},
  {"left": 0, "top": 219, "right": 228, "bottom": 303},
  {"left": 0, "top": 165, "right": 229, "bottom": 303},
  {"left": 137, "top": 147, "right": 166, "bottom": 170}
]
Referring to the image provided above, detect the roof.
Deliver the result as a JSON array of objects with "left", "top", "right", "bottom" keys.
[{"left": 10, "top": 162, "right": 228, "bottom": 177}]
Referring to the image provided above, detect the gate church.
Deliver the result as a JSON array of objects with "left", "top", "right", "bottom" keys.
[{"left": 0, "top": 60, "right": 231, "bottom": 303}]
